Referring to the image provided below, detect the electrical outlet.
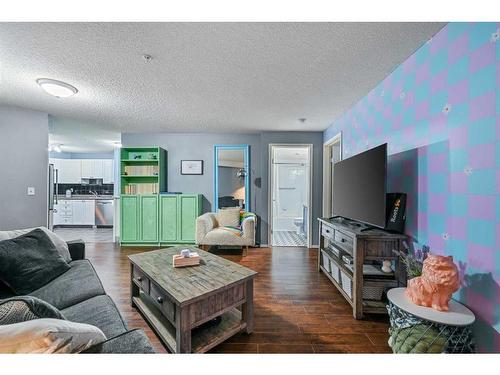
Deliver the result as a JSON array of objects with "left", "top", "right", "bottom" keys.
[{"left": 27, "top": 187, "right": 35, "bottom": 196}]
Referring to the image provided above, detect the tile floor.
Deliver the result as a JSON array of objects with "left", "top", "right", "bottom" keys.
[
  {"left": 54, "top": 227, "right": 114, "bottom": 243},
  {"left": 272, "top": 230, "right": 307, "bottom": 247}
]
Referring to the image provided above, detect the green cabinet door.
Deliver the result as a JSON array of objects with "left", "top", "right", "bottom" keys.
[
  {"left": 160, "top": 195, "right": 178, "bottom": 242},
  {"left": 121, "top": 195, "right": 139, "bottom": 243},
  {"left": 178, "top": 195, "right": 200, "bottom": 243},
  {"left": 139, "top": 195, "right": 159, "bottom": 243}
]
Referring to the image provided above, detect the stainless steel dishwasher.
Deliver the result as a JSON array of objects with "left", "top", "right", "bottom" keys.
[{"left": 95, "top": 200, "right": 114, "bottom": 226}]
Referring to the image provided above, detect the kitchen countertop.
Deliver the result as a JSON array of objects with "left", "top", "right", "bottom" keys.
[{"left": 57, "top": 195, "right": 115, "bottom": 200}]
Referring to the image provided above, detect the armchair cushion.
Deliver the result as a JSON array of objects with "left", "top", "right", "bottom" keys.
[{"left": 217, "top": 207, "right": 241, "bottom": 227}]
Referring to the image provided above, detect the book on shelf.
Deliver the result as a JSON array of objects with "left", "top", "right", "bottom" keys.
[
  {"left": 123, "top": 165, "right": 159, "bottom": 176},
  {"left": 123, "top": 183, "right": 159, "bottom": 194}
]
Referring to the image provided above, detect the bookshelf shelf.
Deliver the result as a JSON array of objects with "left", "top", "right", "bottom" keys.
[
  {"left": 120, "top": 147, "right": 166, "bottom": 196},
  {"left": 121, "top": 160, "right": 158, "bottom": 163}
]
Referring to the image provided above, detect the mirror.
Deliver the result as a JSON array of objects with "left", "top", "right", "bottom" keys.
[{"left": 214, "top": 145, "right": 250, "bottom": 211}]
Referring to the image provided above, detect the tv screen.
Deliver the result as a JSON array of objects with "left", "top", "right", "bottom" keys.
[{"left": 332, "top": 143, "right": 387, "bottom": 228}]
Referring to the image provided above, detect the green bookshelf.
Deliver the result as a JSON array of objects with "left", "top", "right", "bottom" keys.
[
  {"left": 120, "top": 147, "right": 166, "bottom": 245},
  {"left": 119, "top": 146, "right": 202, "bottom": 246},
  {"left": 120, "top": 147, "right": 167, "bottom": 195}
]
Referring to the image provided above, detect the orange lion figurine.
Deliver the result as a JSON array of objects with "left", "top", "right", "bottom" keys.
[{"left": 405, "top": 254, "right": 460, "bottom": 311}]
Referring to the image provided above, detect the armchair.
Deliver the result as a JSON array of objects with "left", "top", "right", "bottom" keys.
[{"left": 195, "top": 212, "right": 256, "bottom": 256}]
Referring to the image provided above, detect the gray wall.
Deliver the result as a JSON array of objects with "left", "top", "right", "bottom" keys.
[
  {"left": 0, "top": 106, "right": 49, "bottom": 230},
  {"left": 260, "top": 132, "right": 324, "bottom": 245},
  {"left": 122, "top": 131, "right": 323, "bottom": 245}
]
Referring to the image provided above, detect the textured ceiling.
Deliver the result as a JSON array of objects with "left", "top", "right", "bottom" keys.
[{"left": 0, "top": 22, "right": 445, "bottom": 139}]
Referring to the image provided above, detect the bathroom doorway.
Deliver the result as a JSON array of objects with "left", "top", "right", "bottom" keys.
[{"left": 269, "top": 144, "right": 312, "bottom": 247}]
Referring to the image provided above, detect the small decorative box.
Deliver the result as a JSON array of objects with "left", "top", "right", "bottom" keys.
[{"left": 173, "top": 249, "right": 200, "bottom": 268}]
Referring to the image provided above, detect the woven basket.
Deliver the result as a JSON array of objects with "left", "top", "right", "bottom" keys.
[
  {"left": 340, "top": 270, "right": 352, "bottom": 298},
  {"left": 321, "top": 250, "right": 330, "bottom": 273}
]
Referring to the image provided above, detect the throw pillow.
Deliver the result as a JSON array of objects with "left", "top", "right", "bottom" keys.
[
  {"left": 0, "top": 318, "right": 106, "bottom": 353},
  {"left": 0, "top": 228, "right": 71, "bottom": 295},
  {"left": 217, "top": 207, "right": 241, "bottom": 227},
  {"left": 0, "top": 227, "right": 71, "bottom": 263},
  {"left": 0, "top": 296, "right": 66, "bottom": 325}
]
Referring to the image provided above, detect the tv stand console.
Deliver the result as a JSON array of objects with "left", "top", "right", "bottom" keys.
[{"left": 318, "top": 217, "right": 407, "bottom": 319}]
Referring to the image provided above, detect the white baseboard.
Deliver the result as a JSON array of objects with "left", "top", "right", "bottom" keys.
[
  {"left": 260, "top": 244, "right": 269, "bottom": 247},
  {"left": 309, "top": 244, "right": 319, "bottom": 249}
]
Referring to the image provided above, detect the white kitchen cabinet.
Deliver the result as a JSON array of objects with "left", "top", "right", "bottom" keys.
[
  {"left": 81, "top": 159, "right": 104, "bottom": 179},
  {"left": 102, "top": 160, "right": 114, "bottom": 183},
  {"left": 54, "top": 200, "right": 73, "bottom": 225},
  {"left": 72, "top": 200, "right": 95, "bottom": 225},
  {"left": 54, "top": 199, "right": 95, "bottom": 226},
  {"left": 57, "top": 159, "right": 82, "bottom": 183},
  {"left": 51, "top": 158, "right": 114, "bottom": 183}
]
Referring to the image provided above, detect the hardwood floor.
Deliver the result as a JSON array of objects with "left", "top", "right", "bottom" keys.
[{"left": 85, "top": 243, "right": 392, "bottom": 353}]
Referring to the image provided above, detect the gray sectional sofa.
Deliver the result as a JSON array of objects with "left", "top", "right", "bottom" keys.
[{"left": 0, "top": 240, "right": 155, "bottom": 354}]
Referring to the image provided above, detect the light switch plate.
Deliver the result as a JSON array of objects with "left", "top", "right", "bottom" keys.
[{"left": 27, "top": 187, "right": 35, "bottom": 196}]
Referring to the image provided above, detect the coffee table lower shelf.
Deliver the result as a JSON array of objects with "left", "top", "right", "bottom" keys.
[{"left": 133, "top": 293, "right": 246, "bottom": 353}]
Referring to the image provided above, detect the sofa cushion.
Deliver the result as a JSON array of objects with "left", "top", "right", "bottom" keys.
[
  {"left": 0, "top": 282, "right": 14, "bottom": 300},
  {"left": 0, "top": 229, "right": 71, "bottom": 295},
  {"left": 0, "top": 227, "right": 71, "bottom": 263},
  {"left": 82, "top": 329, "right": 155, "bottom": 354},
  {"left": 29, "top": 260, "right": 105, "bottom": 310},
  {"left": 0, "top": 296, "right": 65, "bottom": 325},
  {"left": 0, "top": 318, "right": 106, "bottom": 354},
  {"left": 61, "top": 295, "right": 127, "bottom": 338}
]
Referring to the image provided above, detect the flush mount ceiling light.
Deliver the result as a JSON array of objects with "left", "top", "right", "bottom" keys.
[{"left": 36, "top": 78, "right": 78, "bottom": 98}]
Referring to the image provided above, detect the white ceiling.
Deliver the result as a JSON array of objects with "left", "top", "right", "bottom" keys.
[{"left": 0, "top": 22, "right": 444, "bottom": 137}]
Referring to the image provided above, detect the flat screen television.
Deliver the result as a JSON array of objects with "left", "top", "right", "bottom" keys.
[{"left": 332, "top": 143, "right": 387, "bottom": 228}]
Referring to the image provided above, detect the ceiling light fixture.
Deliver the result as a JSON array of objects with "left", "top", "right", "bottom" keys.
[
  {"left": 49, "top": 144, "right": 63, "bottom": 153},
  {"left": 36, "top": 78, "right": 78, "bottom": 98}
]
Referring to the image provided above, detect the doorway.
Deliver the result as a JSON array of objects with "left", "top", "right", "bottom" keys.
[
  {"left": 269, "top": 144, "right": 312, "bottom": 247},
  {"left": 322, "top": 133, "right": 342, "bottom": 217}
]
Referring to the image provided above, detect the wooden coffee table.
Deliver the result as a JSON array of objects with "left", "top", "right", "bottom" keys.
[{"left": 128, "top": 246, "right": 257, "bottom": 353}]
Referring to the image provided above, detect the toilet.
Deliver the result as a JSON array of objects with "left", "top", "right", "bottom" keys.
[{"left": 293, "top": 217, "right": 304, "bottom": 235}]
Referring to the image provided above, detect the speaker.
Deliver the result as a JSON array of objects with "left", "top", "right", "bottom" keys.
[{"left": 386, "top": 193, "right": 406, "bottom": 233}]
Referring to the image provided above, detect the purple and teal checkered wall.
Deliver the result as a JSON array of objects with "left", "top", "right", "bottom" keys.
[{"left": 323, "top": 22, "right": 499, "bottom": 352}]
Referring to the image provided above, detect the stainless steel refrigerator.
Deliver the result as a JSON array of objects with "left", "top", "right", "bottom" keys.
[{"left": 48, "top": 163, "right": 58, "bottom": 230}]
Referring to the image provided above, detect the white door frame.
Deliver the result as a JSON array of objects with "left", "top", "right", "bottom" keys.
[
  {"left": 322, "top": 132, "right": 342, "bottom": 217},
  {"left": 268, "top": 143, "right": 313, "bottom": 248}
]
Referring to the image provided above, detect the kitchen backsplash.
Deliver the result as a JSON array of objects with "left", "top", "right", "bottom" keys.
[{"left": 57, "top": 183, "right": 114, "bottom": 196}]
